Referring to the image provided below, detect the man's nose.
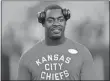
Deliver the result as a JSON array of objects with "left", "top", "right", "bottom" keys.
[{"left": 53, "top": 19, "right": 60, "bottom": 26}]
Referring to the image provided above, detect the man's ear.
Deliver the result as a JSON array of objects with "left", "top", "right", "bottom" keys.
[
  {"left": 64, "top": 21, "right": 66, "bottom": 26},
  {"left": 42, "top": 23, "right": 45, "bottom": 27}
]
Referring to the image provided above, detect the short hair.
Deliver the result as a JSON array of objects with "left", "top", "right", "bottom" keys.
[{"left": 44, "top": 4, "right": 62, "bottom": 12}]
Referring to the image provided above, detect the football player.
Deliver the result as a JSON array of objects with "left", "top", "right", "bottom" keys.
[{"left": 17, "top": 4, "right": 97, "bottom": 80}]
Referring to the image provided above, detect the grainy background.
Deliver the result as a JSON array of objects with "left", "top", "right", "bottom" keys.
[{"left": 1, "top": 0, "right": 109, "bottom": 80}]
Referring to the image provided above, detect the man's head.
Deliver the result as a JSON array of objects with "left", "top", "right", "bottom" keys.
[{"left": 38, "top": 4, "right": 70, "bottom": 40}]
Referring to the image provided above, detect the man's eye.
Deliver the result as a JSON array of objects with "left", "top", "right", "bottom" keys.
[
  {"left": 47, "top": 20, "right": 53, "bottom": 23},
  {"left": 59, "top": 19, "right": 64, "bottom": 22}
]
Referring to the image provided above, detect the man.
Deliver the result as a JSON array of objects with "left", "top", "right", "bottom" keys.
[{"left": 17, "top": 4, "right": 97, "bottom": 80}]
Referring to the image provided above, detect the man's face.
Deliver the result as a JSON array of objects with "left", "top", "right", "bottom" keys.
[{"left": 44, "top": 9, "right": 66, "bottom": 40}]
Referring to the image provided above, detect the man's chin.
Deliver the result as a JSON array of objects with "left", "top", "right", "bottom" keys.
[{"left": 50, "top": 35, "right": 61, "bottom": 40}]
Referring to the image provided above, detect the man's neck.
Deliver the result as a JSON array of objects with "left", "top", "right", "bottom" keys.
[{"left": 45, "top": 36, "right": 66, "bottom": 46}]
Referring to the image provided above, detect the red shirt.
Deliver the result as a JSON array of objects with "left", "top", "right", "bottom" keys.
[{"left": 17, "top": 38, "right": 97, "bottom": 80}]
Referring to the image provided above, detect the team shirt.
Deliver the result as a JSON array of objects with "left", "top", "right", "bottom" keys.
[{"left": 17, "top": 38, "right": 97, "bottom": 80}]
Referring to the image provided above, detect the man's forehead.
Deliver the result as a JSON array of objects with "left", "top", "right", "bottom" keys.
[{"left": 46, "top": 9, "right": 63, "bottom": 18}]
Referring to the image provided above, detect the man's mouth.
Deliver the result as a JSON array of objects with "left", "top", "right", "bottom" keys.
[{"left": 51, "top": 29, "right": 61, "bottom": 34}]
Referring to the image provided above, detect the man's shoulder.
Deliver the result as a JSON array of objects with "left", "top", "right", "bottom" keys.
[
  {"left": 67, "top": 38, "right": 85, "bottom": 48},
  {"left": 20, "top": 40, "right": 44, "bottom": 59},
  {"left": 68, "top": 39, "right": 91, "bottom": 56}
]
